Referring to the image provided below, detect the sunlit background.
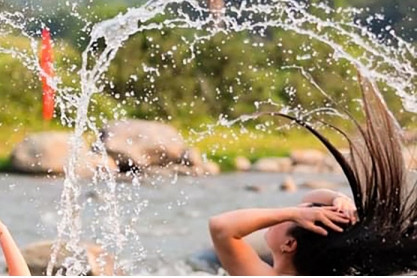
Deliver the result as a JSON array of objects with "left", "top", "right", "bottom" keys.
[{"left": 0, "top": 0, "right": 415, "bottom": 275}]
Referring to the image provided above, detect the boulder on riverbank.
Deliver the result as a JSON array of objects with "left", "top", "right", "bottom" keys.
[
  {"left": 200, "top": 161, "right": 221, "bottom": 175},
  {"left": 301, "top": 180, "right": 339, "bottom": 189},
  {"left": 179, "top": 147, "right": 203, "bottom": 167},
  {"left": 101, "top": 120, "right": 186, "bottom": 170},
  {"left": 101, "top": 120, "right": 219, "bottom": 176},
  {"left": 234, "top": 156, "right": 251, "bottom": 171},
  {"left": 403, "top": 145, "right": 417, "bottom": 170},
  {"left": 250, "top": 148, "right": 351, "bottom": 174},
  {"left": 19, "top": 240, "right": 119, "bottom": 275},
  {"left": 139, "top": 160, "right": 220, "bottom": 178},
  {"left": 9, "top": 121, "right": 220, "bottom": 178},
  {"left": 10, "top": 132, "right": 117, "bottom": 177},
  {"left": 290, "top": 149, "right": 325, "bottom": 166},
  {"left": 251, "top": 157, "right": 292, "bottom": 173},
  {"left": 404, "top": 130, "right": 417, "bottom": 145}
]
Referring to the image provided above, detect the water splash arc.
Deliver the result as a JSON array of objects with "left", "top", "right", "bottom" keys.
[{"left": 0, "top": 0, "right": 416, "bottom": 275}]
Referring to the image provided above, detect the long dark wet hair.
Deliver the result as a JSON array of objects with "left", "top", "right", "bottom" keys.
[{"left": 263, "top": 72, "right": 417, "bottom": 275}]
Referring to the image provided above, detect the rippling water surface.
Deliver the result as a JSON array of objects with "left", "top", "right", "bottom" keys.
[{"left": 0, "top": 172, "right": 350, "bottom": 275}]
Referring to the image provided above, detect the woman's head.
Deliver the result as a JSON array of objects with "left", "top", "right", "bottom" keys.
[
  {"left": 265, "top": 221, "right": 297, "bottom": 255},
  {"left": 286, "top": 215, "right": 353, "bottom": 275},
  {"left": 266, "top": 72, "right": 417, "bottom": 275},
  {"left": 265, "top": 204, "right": 353, "bottom": 275}
]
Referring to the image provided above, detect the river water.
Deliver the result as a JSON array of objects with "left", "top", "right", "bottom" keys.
[{"left": 0, "top": 172, "right": 350, "bottom": 275}]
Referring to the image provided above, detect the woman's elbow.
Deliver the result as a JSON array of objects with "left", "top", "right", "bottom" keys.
[{"left": 209, "top": 216, "right": 229, "bottom": 240}]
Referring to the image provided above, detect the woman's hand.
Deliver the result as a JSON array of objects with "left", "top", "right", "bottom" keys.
[
  {"left": 332, "top": 194, "right": 358, "bottom": 224},
  {"left": 291, "top": 206, "right": 350, "bottom": 236}
]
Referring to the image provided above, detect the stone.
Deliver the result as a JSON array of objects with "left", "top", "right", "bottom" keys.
[
  {"left": 405, "top": 153, "right": 417, "bottom": 170},
  {"left": 292, "top": 164, "right": 320, "bottom": 174},
  {"left": 276, "top": 158, "right": 294, "bottom": 173},
  {"left": 10, "top": 132, "right": 117, "bottom": 177},
  {"left": 280, "top": 176, "right": 297, "bottom": 192},
  {"left": 252, "top": 158, "right": 279, "bottom": 172},
  {"left": 77, "top": 153, "right": 118, "bottom": 178},
  {"left": 290, "top": 149, "right": 325, "bottom": 166},
  {"left": 319, "top": 149, "right": 361, "bottom": 173},
  {"left": 101, "top": 120, "right": 186, "bottom": 170},
  {"left": 234, "top": 156, "right": 251, "bottom": 171},
  {"left": 179, "top": 147, "right": 203, "bottom": 167},
  {"left": 321, "top": 155, "right": 342, "bottom": 173},
  {"left": 301, "top": 180, "right": 339, "bottom": 189},
  {"left": 403, "top": 130, "right": 417, "bottom": 144},
  {"left": 186, "top": 248, "right": 222, "bottom": 274},
  {"left": 19, "top": 240, "right": 120, "bottom": 276},
  {"left": 187, "top": 229, "right": 272, "bottom": 274},
  {"left": 244, "top": 184, "right": 262, "bottom": 192},
  {"left": 11, "top": 132, "right": 71, "bottom": 174},
  {"left": 164, "top": 164, "right": 195, "bottom": 176},
  {"left": 403, "top": 146, "right": 417, "bottom": 170},
  {"left": 201, "top": 161, "right": 221, "bottom": 175},
  {"left": 251, "top": 157, "right": 292, "bottom": 173}
]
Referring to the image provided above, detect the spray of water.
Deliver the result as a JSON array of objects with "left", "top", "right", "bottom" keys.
[{"left": 0, "top": 0, "right": 416, "bottom": 275}]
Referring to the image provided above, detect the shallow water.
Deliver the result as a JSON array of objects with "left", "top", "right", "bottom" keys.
[{"left": 0, "top": 172, "right": 350, "bottom": 275}]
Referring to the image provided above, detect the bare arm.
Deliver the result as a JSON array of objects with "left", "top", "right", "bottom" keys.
[
  {"left": 210, "top": 208, "right": 294, "bottom": 240},
  {"left": 209, "top": 208, "right": 293, "bottom": 275},
  {"left": 302, "top": 189, "right": 348, "bottom": 204},
  {"left": 302, "top": 189, "right": 357, "bottom": 223},
  {"left": 209, "top": 207, "right": 348, "bottom": 275},
  {"left": 0, "top": 222, "right": 31, "bottom": 276}
]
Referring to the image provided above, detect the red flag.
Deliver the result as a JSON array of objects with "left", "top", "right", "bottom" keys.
[{"left": 40, "top": 28, "right": 54, "bottom": 121}]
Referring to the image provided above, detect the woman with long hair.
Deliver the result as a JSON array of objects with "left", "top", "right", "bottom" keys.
[
  {"left": 209, "top": 72, "right": 417, "bottom": 275},
  {"left": 0, "top": 220, "right": 31, "bottom": 276}
]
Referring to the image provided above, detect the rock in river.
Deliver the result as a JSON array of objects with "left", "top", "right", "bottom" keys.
[
  {"left": 280, "top": 175, "right": 297, "bottom": 192},
  {"left": 19, "top": 240, "right": 120, "bottom": 275}
]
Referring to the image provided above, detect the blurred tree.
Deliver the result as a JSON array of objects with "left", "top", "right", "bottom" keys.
[{"left": 0, "top": 0, "right": 414, "bottom": 130}]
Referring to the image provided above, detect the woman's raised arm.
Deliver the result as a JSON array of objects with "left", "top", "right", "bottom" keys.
[
  {"left": 302, "top": 189, "right": 357, "bottom": 223},
  {"left": 209, "top": 206, "right": 348, "bottom": 275},
  {"left": 209, "top": 208, "right": 295, "bottom": 275},
  {"left": 0, "top": 221, "right": 31, "bottom": 276}
]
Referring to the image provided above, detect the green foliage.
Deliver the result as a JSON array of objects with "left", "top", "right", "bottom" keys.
[
  {"left": 0, "top": 35, "right": 108, "bottom": 158},
  {"left": 0, "top": 1, "right": 415, "bottom": 170},
  {"left": 0, "top": 157, "right": 12, "bottom": 172},
  {"left": 0, "top": 36, "right": 42, "bottom": 126},
  {"left": 0, "top": 35, "right": 82, "bottom": 126},
  {"left": 103, "top": 24, "right": 378, "bottom": 130}
]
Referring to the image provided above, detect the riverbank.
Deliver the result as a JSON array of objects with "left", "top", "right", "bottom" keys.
[{"left": 0, "top": 124, "right": 348, "bottom": 173}]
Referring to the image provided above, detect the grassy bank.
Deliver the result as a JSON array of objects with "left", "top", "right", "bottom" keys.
[
  {"left": 0, "top": 123, "right": 348, "bottom": 172},
  {"left": 185, "top": 126, "right": 348, "bottom": 171}
]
